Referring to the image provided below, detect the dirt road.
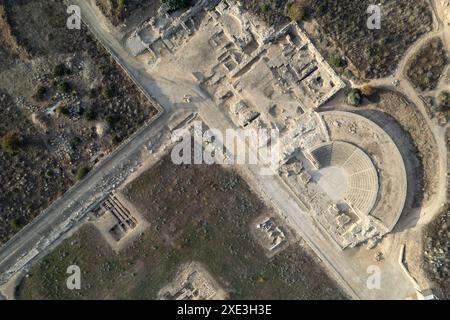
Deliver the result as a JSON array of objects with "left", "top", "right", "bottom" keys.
[{"left": 1, "top": 0, "right": 434, "bottom": 300}]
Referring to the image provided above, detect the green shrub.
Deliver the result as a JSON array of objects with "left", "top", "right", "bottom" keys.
[
  {"left": 102, "top": 86, "right": 113, "bottom": 99},
  {"left": 260, "top": 4, "right": 270, "bottom": 13},
  {"left": 53, "top": 63, "right": 71, "bottom": 77},
  {"left": 117, "top": 0, "right": 126, "bottom": 12},
  {"left": 106, "top": 114, "right": 119, "bottom": 127},
  {"left": 9, "top": 217, "right": 25, "bottom": 233},
  {"left": 328, "top": 54, "right": 347, "bottom": 68},
  {"left": 70, "top": 136, "right": 82, "bottom": 147},
  {"left": 55, "top": 105, "right": 70, "bottom": 116},
  {"left": 347, "top": 89, "right": 363, "bottom": 106},
  {"left": 1, "top": 133, "right": 20, "bottom": 154},
  {"left": 58, "top": 81, "right": 71, "bottom": 94},
  {"left": 34, "top": 85, "right": 47, "bottom": 100},
  {"left": 83, "top": 108, "right": 96, "bottom": 121},
  {"left": 316, "top": 2, "right": 328, "bottom": 15},
  {"left": 89, "top": 88, "right": 98, "bottom": 99},
  {"left": 437, "top": 91, "right": 450, "bottom": 111},
  {"left": 161, "top": 0, "right": 190, "bottom": 11},
  {"left": 76, "top": 166, "right": 90, "bottom": 181},
  {"left": 286, "top": 1, "right": 307, "bottom": 22}
]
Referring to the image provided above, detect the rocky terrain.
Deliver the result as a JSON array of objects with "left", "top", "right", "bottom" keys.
[
  {"left": 239, "top": 0, "right": 433, "bottom": 81},
  {"left": 309, "top": 0, "right": 433, "bottom": 80},
  {"left": 406, "top": 38, "right": 449, "bottom": 92},
  {"left": 0, "top": 0, "right": 158, "bottom": 243},
  {"left": 241, "top": 0, "right": 291, "bottom": 26},
  {"left": 0, "top": 4, "right": 29, "bottom": 72},
  {"left": 424, "top": 205, "right": 450, "bottom": 299},
  {"left": 0, "top": 91, "right": 72, "bottom": 243},
  {"left": 96, "top": 0, "right": 160, "bottom": 26}
]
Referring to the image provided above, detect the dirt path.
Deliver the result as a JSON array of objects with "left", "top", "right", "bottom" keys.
[
  {"left": 364, "top": 0, "right": 449, "bottom": 293},
  {"left": 396, "top": 1, "right": 448, "bottom": 225},
  {"left": 365, "top": 0, "right": 448, "bottom": 227}
]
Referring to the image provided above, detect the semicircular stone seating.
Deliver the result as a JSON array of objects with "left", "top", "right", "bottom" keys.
[{"left": 311, "top": 141, "right": 379, "bottom": 215}]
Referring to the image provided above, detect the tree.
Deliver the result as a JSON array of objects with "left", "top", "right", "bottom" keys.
[
  {"left": 347, "top": 89, "right": 362, "bottom": 106},
  {"left": 437, "top": 91, "right": 450, "bottom": 111},
  {"left": 53, "top": 63, "right": 71, "bottom": 77},
  {"left": 101, "top": 86, "right": 113, "bottom": 99},
  {"left": 106, "top": 114, "right": 119, "bottom": 127},
  {"left": 82, "top": 108, "right": 96, "bottom": 121},
  {"left": 56, "top": 105, "right": 70, "bottom": 116},
  {"left": 1, "top": 133, "right": 20, "bottom": 153},
  {"left": 117, "top": 0, "right": 126, "bottom": 12},
  {"left": 161, "top": 0, "right": 190, "bottom": 12},
  {"left": 34, "top": 85, "right": 47, "bottom": 101},
  {"left": 328, "top": 54, "right": 347, "bottom": 68},
  {"left": 76, "top": 166, "right": 90, "bottom": 181},
  {"left": 9, "top": 217, "right": 25, "bottom": 233},
  {"left": 58, "top": 81, "right": 71, "bottom": 94},
  {"left": 260, "top": 3, "right": 270, "bottom": 13},
  {"left": 285, "top": 0, "right": 308, "bottom": 22},
  {"left": 70, "top": 136, "right": 82, "bottom": 148}
]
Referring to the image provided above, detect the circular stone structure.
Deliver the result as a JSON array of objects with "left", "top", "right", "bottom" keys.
[
  {"left": 310, "top": 141, "right": 379, "bottom": 216},
  {"left": 314, "top": 166, "right": 348, "bottom": 202},
  {"left": 320, "top": 111, "right": 407, "bottom": 232}
]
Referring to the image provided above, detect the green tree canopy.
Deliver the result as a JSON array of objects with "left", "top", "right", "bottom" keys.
[
  {"left": 347, "top": 89, "right": 362, "bottom": 106},
  {"left": 1, "top": 133, "right": 20, "bottom": 154},
  {"left": 161, "top": 0, "right": 190, "bottom": 11}
]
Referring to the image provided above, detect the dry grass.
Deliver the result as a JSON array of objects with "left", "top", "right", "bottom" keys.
[{"left": 17, "top": 153, "right": 347, "bottom": 300}]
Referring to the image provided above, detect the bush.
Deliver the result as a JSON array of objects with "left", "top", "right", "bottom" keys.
[
  {"left": 83, "top": 108, "right": 96, "bottom": 121},
  {"left": 76, "top": 166, "right": 90, "bottom": 181},
  {"left": 285, "top": 1, "right": 307, "bottom": 22},
  {"left": 53, "top": 63, "right": 71, "bottom": 77},
  {"left": 1, "top": 133, "right": 20, "bottom": 153},
  {"left": 161, "top": 0, "right": 190, "bottom": 11},
  {"left": 89, "top": 87, "right": 98, "bottom": 99},
  {"left": 106, "top": 114, "right": 119, "bottom": 127},
  {"left": 328, "top": 54, "right": 347, "bottom": 68},
  {"left": 34, "top": 85, "right": 47, "bottom": 101},
  {"left": 117, "top": 0, "right": 127, "bottom": 11},
  {"left": 117, "top": 0, "right": 126, "bottom": 12},
  {"left": 55, "top": 105, "right": 70, "bottom": 116},
  {"left": 347, "top": 89, "right": 362, "bottom": 106},
  {"left": 9, "top": 217, "right": 26, "bottom": 233},
  {"left": 437, "top": 91, "right": 450, "bottom": 111},
  {"left": 70, "top": 136, "right": 82, "bottom": 148},
  {"left": 58, "top": 81, "right": 71, "bottom": 94},
  {"left": 102, "top": 86, "right": 113, "bottom": 99},
  {"left": 260, "top": 4, "right": 270, "bottom": 13}
]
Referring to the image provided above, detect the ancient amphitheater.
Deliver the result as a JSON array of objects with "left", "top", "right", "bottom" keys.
[
  {"left": 291, "top": 111, "right": 408, "bottom": 249},
  {"left": 310, "top": 141, "right": 379, "bottom": 216},
  {"left": 276, "top": 110, "right": 408, "bottom": 249}
]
